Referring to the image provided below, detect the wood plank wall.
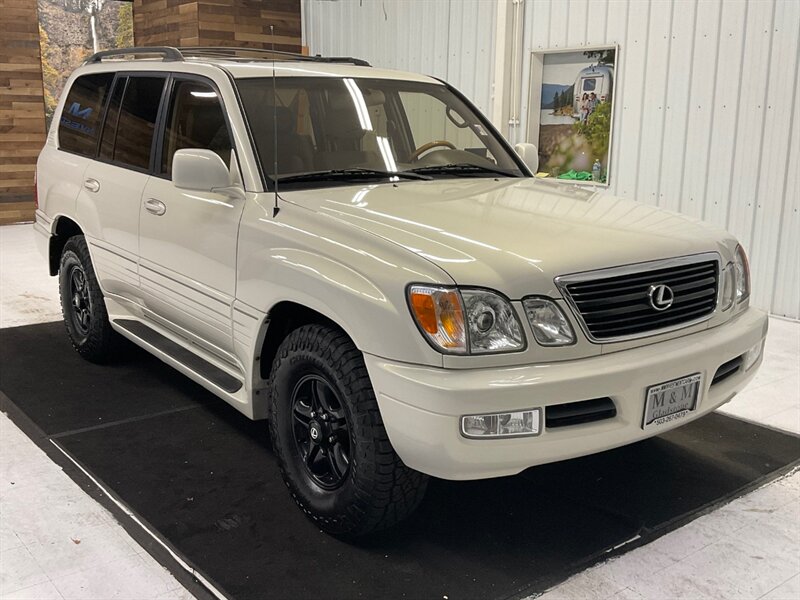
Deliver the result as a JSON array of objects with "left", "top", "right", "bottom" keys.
[
  {"left": 0, "top": 0, "right": 48, "bottom": 225},
  {"left": 134, "top": 0, "right": 301, "bottom": 51}
]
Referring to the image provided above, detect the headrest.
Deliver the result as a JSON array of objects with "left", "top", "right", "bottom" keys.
[
  {"left": 274, "top": 106, "right": 294, "bottom": 134},
  {"left": 363, "top": 89, "right": 385, "bottom": 106}
]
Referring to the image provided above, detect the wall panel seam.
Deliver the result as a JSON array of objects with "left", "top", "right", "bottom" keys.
[{"left": 768, "top": 17, "right": 800, "bottom": 313}]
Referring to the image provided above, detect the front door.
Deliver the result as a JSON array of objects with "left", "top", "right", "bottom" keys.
[{"left": 138, "top": 76, "right": 244, "bottom": 356}]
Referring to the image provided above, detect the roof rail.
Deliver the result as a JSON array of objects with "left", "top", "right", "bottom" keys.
[
  {"left": 83, "top": 45, "right": 371, "bottom": 67},
  {"left": 83, "top": 46, "right": 184, "bottom": 64},
  {"left": 177, "top": 46, "right": 371, "bottom": 67}
]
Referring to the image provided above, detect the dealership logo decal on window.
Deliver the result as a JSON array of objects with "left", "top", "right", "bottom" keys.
[{"left": 60, "top": 102, "right": 94, "bottom": 135}]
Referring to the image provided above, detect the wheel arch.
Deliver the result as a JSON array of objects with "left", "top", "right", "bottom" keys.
[
  {"left": 49, "top": 215, "right": 84, "bottom": 275},
  {"left": 250, "top": 301, "right": 357, "bottom": 420},
  {"left": 257, "top": 301, "right": 351, "bottom": 382}
]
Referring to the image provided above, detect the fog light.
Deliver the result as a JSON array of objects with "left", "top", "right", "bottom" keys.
[
  {"left": 743, "top": 341, "right": 764, "bottom": 371},
  {"left": 461, "top": 409, "right": 541, "bottom": 439}
]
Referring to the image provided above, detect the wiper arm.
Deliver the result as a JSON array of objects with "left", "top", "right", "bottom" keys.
[
  {"left": 409, "top": 163, "right": 516, "bottom": 178},
  {"left": 276, "top": 168, "right": 431, "bottom": 184}
]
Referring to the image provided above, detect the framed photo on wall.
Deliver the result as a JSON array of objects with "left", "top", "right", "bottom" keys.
[{"left": 527, "top": 45, "right": 618, "bottom": 185}]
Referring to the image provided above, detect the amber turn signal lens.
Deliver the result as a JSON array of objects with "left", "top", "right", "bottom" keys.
[
  {"left": 410, "top": 291, "right": 438, "bottom": 334},
  {"left": 408, "top": 285, "right": 467, "bottom": 353}
]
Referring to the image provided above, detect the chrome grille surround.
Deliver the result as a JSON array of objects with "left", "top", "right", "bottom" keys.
[{"left": 555, "top": 252, "right": 721, "bottom": 343}]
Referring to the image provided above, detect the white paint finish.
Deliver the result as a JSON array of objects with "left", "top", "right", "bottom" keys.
[
  {"left": 565, "top": 0, "right": 590, "bottom": 49},
  {"left": 635, "top": 0, "right": 672, "bottom": 206},
  {"left": 702, "top": 0, "right": 749, "bottom": 223},
  {"left": 749, "top": 0, "right": 800, "bottom": 313},
  {"left": 613, "top": 0, "right": 649, "bottom": 199},
  {"left": 302, "top": 0, "right": 496, "bottom": 117}
]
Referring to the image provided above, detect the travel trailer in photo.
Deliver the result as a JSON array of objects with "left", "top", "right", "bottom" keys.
[{"left": 572, "top": 64, "right": 614, "bottom": 117}]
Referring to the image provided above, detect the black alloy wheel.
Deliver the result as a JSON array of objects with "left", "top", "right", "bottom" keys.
[
  {"left": 67, "top": 264, "right": 92, "bottom": 337},
  {"left": 268, "top": 323, "right": 428, "bottom": 536},
  {"left": 58, "top": 235, "right": 117, "bottom": 363},
  {"left": 291, "top": 374, "right": 351, "bottom": 490}
]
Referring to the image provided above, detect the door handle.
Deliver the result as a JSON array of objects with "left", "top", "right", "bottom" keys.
[
  {"left": 144, "top": 198, "right": 167, "bottom": 216},
  {"left": 83, "top": 178, "right": 100, "bottom": 193}
]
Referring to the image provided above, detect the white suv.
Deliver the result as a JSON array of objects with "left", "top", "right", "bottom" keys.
[{"left": 35, "top": 47, "right": 767, "bottom": 536}]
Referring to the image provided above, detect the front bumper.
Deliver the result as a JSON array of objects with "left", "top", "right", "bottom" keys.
[{"left": 365, "top": 307, "right": 768, "bottom": 480}]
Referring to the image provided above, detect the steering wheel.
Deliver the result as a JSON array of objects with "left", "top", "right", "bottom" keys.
[{"left": 409, "top": 140, "right": 456, "bottom": 162}]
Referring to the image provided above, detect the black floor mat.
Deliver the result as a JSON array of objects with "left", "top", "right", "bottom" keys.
[{"left": 2, "top": 322, "right": 799, "bottom": 600}]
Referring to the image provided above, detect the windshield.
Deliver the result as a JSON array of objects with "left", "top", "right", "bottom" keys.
[{"left": 236, "top": 76, "right": 526, "bottom": 187}]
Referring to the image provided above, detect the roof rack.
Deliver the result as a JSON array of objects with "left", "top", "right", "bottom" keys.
[
  {"left": 83, "top": 46, "right": 371, "bottom": 67},
  {"left": 83, "top": 46, "right": 184, "bottom": 64},
  {"left": 178, "top": 46, "right": 371, "bottom": 67}
]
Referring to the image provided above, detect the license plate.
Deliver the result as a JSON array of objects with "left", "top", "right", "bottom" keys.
[{"left": 642, "top": 373, "right": 703, "bottom": 430}]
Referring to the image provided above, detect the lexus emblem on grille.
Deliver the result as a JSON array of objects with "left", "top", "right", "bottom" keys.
[{"left": 648, "top": 284, "right": 674, "bottom": 311}]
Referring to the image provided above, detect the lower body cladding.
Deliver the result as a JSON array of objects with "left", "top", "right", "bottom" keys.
[{"left": 365, "top": 307, "right": 768, "bottom": 480}]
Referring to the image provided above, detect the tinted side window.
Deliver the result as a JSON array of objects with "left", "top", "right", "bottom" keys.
[
  {"left": 113, "top": 76, "right": 165, "bottom": 170},
  {"left": 58, "top": 72, "right": 115, "bottom": 157},
  {"left": 160, "top": 80, "right": 231, "bottom": 176},
  {"left": 98, "top": 76, "right": 126, "bottom": 161}
]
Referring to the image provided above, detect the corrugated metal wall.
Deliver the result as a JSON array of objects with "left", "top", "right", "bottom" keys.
[
  {"left": 520, "top": 0, "right": 799, "bottom": 319},
  {"left": 302, "top": 0, "right": 498, "bottom": 114},
  {"left": 304, "top": 0, "right": 799, "bottom": 320}
]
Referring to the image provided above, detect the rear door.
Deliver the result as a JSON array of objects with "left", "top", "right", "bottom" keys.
[
  {"left": 41, "top": 72, "right": 114, "bottom": 245},
  {"left": 138, "top": 75, "right": 244, "bottom": 354},
  {"left": 76, "top": 73, "right": 167, "bottom": 299}
]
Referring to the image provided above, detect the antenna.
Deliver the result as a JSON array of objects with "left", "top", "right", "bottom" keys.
[{"left": 271, "top": 25, "right": 280, "bottom": 218}]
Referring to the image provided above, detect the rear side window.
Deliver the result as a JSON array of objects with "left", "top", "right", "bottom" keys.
[
  {"left": 160, "top": 79, "right": 232, "bottom": 176},
  {"left": 112, "top": 76, "right": 166, "bottom": 170},
  {"left": 58, "top": 73, "right": 115, "bottom": 157}
]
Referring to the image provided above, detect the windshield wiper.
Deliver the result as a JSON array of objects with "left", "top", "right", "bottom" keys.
[
  {"left": 276, "top": 168, "right": 431, "bottom": 184},
  {"left": 408, "top": 163, "right": 517, "bottom": 178}
]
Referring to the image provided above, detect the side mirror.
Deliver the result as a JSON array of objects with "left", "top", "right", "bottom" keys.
[
  {"left": 514, "top": 143, "right": 539, "bottom": 174},
  {"left": 172, "top": 149, "right": 231, "bottom": 192}
]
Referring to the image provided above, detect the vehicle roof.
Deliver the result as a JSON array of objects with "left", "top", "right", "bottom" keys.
[
  {"left": 73, "top": 56, "right": 440, "bottom": 84},
  {"left": 213, "top": 59, "right": 438, "bottom": 83}
]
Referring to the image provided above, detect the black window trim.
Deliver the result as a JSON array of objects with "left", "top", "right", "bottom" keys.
[
  {"left": 152, "top": 72, "right": 238, "bottom": 182},
  {"left": 94, "top": 73, "right": 128, "bottom": 162},
  {"left": 90, "top": 70, "right": 170, "bottom": 175}
]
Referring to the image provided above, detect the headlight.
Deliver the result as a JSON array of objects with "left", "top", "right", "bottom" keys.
[
  {"left": 733, "top": 244, "right": 750, "bottom": 304},
  {"left": 461, "top": 289, "right": 525, "bottom": 353},
  {"left": 522, "top": 297, "right": 575, "bottom": 346},
  {"left": 407, "top": 285, "right": 524, "bottom": 354}
]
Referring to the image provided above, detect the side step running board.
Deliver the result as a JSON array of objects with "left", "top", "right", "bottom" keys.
[{"left": 115, "top": 319, "right": 243, "bottom": 393}]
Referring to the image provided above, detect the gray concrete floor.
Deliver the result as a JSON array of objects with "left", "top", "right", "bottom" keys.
[{"left": 1, "top": 223, "right": 798, "bottom": 599}]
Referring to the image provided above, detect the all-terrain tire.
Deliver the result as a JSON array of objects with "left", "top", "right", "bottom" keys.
[
  {"left": 58, "top": 235, "right": 117, "bottom": 363},
  {"left": 268, "top": 323, "right": 428, "bottom": 537}
]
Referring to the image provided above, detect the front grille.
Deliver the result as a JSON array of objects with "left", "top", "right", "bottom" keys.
[{"left": 558, "top": 254, "right": 719, "bottom": 342}]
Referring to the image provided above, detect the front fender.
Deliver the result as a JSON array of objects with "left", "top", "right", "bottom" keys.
[{"left": 236, "top": 195, "right": 453, "bottom": 367}]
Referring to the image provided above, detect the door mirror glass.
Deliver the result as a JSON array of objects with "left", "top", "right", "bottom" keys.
[
  {"left": 172, "top": 149, "right": 231, "bottom": 192},
  {"left": 515, "top": 143, "right": 539, "bottom": 174}
]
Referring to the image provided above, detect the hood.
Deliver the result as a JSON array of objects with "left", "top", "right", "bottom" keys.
[{"left": 285, "top": 178, "right": 735, "bottom": 299}]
